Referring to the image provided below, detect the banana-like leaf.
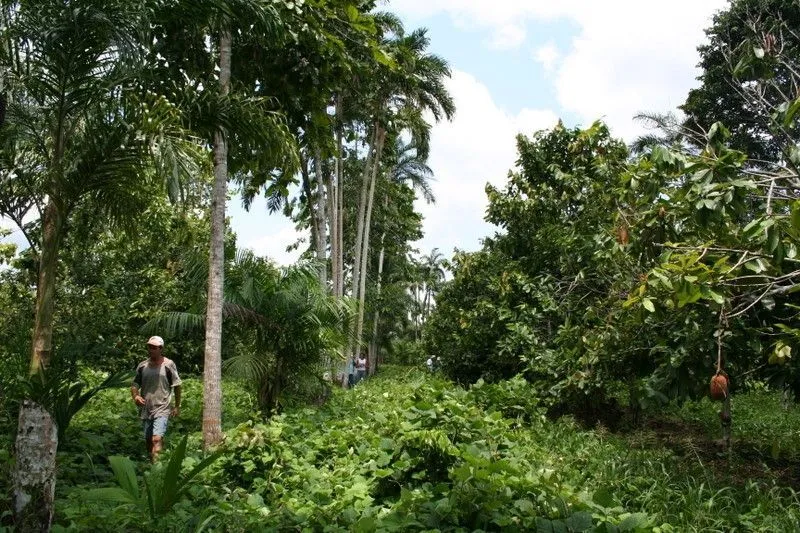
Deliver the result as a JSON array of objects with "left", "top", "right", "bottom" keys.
[
  {"left": 85, "top": 487, "right": 139, "bottom": 505},
  {"left": 175, "top": 447, "right": 225, "bottom": 502},
  {"left": 108, "top": 455, "right": 140, "bottom": 501},
  {"left": 161, "top": 435, "right": 188, "bottom": 509}
]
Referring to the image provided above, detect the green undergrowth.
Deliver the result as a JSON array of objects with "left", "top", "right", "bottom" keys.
[
  {"left": 667, "top": 389, "right": 800, "bottom": 461},
  {"left": 51, "top": 368, "right": 800, "bottom": 531}
]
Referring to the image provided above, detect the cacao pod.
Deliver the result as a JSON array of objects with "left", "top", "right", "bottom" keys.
[{"left": 710, "top": 373, "right": 728, "bottom": 401}]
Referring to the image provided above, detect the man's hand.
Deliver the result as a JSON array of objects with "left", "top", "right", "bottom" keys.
[
  {"left": 170, "top": 406, "right": 180, "bottom": 418},
  {"left": 134, "top": 395, "right": 146, "bottom": 407}
]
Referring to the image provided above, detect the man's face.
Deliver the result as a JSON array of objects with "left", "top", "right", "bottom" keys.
[{"left": 147, "top": 344, "right": 163, "bottom": 360}]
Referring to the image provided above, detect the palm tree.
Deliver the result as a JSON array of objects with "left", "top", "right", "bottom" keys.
[
  {"left": 350, "top": 24, "right": 454, "bottom": 361},
  {"left": 203, "top": 24, "right": 232, "bottom": 450},
  {"left": 420, "top": 248, "right": 446, "bottom": 320},
  {"left": 0, "top": 1, "right": 200, "bottom": 528},
  {"left": 147, "top": 0, "right": 298, "bottom": 449},
  {"left": 223, "top": 255, "right": 353, "bottom": 414},
  {"left": 367, "top": 137, "right": 436, "bottom": 371},
  {"left": 152, "top": 251, "right": 354, "bottom": 415}
]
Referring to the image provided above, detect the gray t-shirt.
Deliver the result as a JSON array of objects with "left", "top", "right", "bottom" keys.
[{"left": 133, "top": 358, "right": 182, "bottom": 420}]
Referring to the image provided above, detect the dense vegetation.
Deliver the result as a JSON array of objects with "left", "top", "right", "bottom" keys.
[{"left": 3, "top": 369, "right": 799, "bottom": 531}]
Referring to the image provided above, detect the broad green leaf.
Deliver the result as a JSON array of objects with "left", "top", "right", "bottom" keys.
[
  {"left": 743, "top": 217, "right": 762, "bottom": 236},
  {"left": 767, "top": 226, "right": 780, "bottom": 253},
  {"left": 790, "top": 145, "right": 800, "bottom": 167},
  {"left": 619, "top": 513, "right": 650, "bottom": 531},
  {"left": 705, "top": 290, "right": 725, "bottom": 305},
  {"left": 85, "top": 487, "right": 139, "bottom": 505},
  {"left": 536, "top": 518, "right": 554, "bottom": 533},
  {"left": 565, "top": 512, "right": 593, "bottom": 532},
  {"left": 162, "top": 435, "right": 188, "bottom": 509},
  {"left": 246, "top": 493, "right": 265, "bottom": 508},
  {"left": 642, "top": 299, "right": 655, "bottom": 313},
  {"left": 592, "top": 486, "right": 617, "bottom": 508},
  {"left": 792, "top": 201, "right": 800, "bottom": 231},
  {"left": 175, "top": 446, "right": 224, "bottom": 502},
  {"left": 784, "top": 97, "right": 800, "bottom": 127},
  {"left": 108, "top": 456, "right": 139, "bottom": 500}
]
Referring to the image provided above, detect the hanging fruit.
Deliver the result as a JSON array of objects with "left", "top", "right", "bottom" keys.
[{"left": 709, "top": 373, "right": 729, "bottom": 401}]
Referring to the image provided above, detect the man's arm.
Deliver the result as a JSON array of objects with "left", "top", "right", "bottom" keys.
[
  {"left": 171, "top": 385, "right": 181, "bottom": 417},
  {"left": 131, "top": 385, "right": 145, "bottom": 406}
]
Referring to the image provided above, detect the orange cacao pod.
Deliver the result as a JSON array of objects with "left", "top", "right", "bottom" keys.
[{"left": 709, "top": 374, "right": 728, "bottom": 401}]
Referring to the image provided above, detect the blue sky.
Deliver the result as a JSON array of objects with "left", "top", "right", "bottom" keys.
[
  {"left": 230, "top": 0, "right": 728, "bottom": 265},
  {"left": 2, "top": 1, "right": 729, "bottom": 265}
]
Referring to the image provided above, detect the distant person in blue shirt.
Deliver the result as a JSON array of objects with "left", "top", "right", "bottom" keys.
[{"left": 347, "top": 357, "right": 355, "bottom": 388}]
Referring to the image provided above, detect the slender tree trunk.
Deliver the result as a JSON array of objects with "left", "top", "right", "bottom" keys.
[
  {"left": 313, "top": 148, "right": 327, "bottom": 287},
  {"left": 348, "top": 125, "right": 378, "bottom": 357},
  {"left": 332, "top": 96, "right": 347, "bottom": 384},
  {"left": 30, "top": 200, "right": 62, "bottom": 374},
  {"left": 300, "top": 155, "right": 316, "bottom": 249},
  {"left": 350, "top": 126, "right": 377, "bottom": 300},
  {"left": 327, "top": 162, "right": 338, "bottom": 297},
  {"left": 368, "top": 204, "right": 387, "bottom": 375},
  {"left": 14, "top": 199, "right": 63, "bottom": 531},
  {"left": 335, "top": 95, "right": 344, "bottom": 299},
  {"left": 202, "top": 28, "right": 231, "bottom": 450},
  {"left": 414, "top": 285, "right": 421, "bottom": 341},
  {"left": 354, "top": 127, "right": 386, "bottom": 359}
]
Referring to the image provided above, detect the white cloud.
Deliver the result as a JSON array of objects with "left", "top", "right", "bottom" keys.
[
  {"left": 243, "top": 226, "right": 305, "bottom": 266},
  {"left": 551, "top": 0, "right": 728, "bottom": 139},
  {"left": 488, "top": 24, "right": 527, "bottom": 50},
  {"left": 228, "top": 193, "right": 305, "bottom": 266},
  {"left": 391, "top": 0, "right": 728, "bottom": 139},
  {"left": 534, "top": 41, "right": 560, "bottom": 72},
  {"left": 414, "top": 70, "right": 558, "bottom": 256},
  {"left": 390, "top": 0, "right": 570, "bottom": 49}
]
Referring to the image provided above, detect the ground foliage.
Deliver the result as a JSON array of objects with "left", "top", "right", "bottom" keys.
[{"left": 1, "top": 368, "right": 791, "bottom": 531}]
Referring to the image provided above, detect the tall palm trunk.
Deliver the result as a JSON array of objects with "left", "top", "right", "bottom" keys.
[
  {"left": 334, "top": 95, "right": 344, "bottom": 299},
  {"left": 202, "top": 27, "right": 231, "bottom": 450},
  {"left": 313, "top": 148, "right": 327, "bottom": 287},
  {"left": 367, "top": 196, "right": 388, "bottom": 375},
  {"left": 348, "top": 125, "right": 378, "bottom": 357},
  {"left": 14, "top": 198, "right": 63, "bottom": 531},
  {"left": 336, "top": 116, "right": 344, "bottom": 300},
  {"left": 30, "top": 200, "right": 62, "bottom": 374},
  {"left": 327, "top": 158, "right": 338, "bottom": 297},
  {"left": 350, "top": 125, "right": 377, "bottom": 299},
  {"left": 354, "top": 126, "right": 386, "bottom": 359},
  {"left": 330, "top": 95, "right": 346, "bottom": 385}
]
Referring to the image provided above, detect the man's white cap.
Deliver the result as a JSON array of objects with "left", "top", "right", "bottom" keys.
[{"left": 146, "top": 335, "right": 164, "bottom": 347}]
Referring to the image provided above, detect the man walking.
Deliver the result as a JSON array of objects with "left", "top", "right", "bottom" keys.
[
  {"left": 130, "top": 336, "right": 182, "bottom": 462},
  {"left": 354, "top": 353, "right": 367, "bottom": 385}
]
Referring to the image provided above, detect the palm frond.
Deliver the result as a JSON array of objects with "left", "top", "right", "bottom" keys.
[
  {"left": 222, "top": 352, "right": 271, "bottom": 382},
  {"left": 143, "top": 312, "right": 205, "bottom": 338}
]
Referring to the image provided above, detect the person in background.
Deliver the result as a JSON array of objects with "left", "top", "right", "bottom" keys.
[
  {"left": 355, "top": 353, "right": 367, "bottom": 385},
  {"left": 426, "top": 357, "right": 434, "bottom": 372},
  {"left": 347, "top": 356, "right": 356, "bottom": 389},
  {"left": 130, "top": 335, "right": 182, "bottom": 462}
]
